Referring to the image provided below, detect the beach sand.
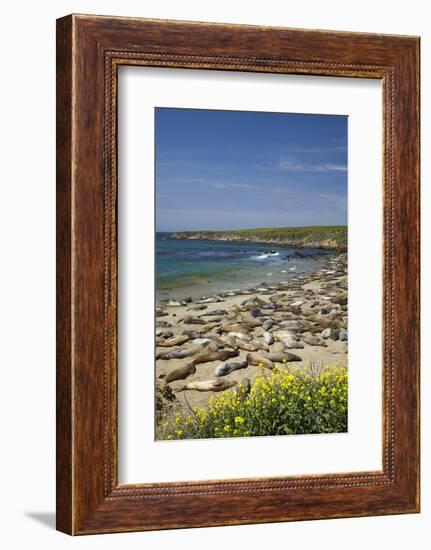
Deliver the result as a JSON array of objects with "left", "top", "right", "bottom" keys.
[{"left": 155, "top": 253, "right": 347, "bottom": 431}]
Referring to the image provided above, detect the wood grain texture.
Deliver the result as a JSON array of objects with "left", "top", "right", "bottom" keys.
[
  {"left": 56, "top": 14, "right": 420, "bottom": 535},
  {"left": 56, "top": 15, "right": 73, "bottom": 535}
]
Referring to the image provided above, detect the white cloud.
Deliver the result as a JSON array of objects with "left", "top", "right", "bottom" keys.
[
  {"left": 323, "top": 163, "right": 348, "bottom": 172},
  {"left": 157, "top": 177, "right": 257, "bottom": 189},
  {"left": 279, "top": 158, "right": 347, "bottom": 173},
  {"left": 292, "top": 145, "right": 347, "bottom": 153},
  {"left": 209, "top": 182, "right": 257, "bottom": 190}
]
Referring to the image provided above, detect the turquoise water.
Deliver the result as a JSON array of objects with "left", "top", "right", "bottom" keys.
[{"left": 156, "top": 233, "right": 333, "bottom": 301}]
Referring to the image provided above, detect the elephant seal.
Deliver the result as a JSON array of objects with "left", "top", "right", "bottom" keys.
[
  {"left": 262, "top": 319, "right": 275, "bottom": 331},
  {"left": 192, "top": 338, "right": 214, "bottom": 346},
  {"left": 187, "top": 304, "right": 208, "bottom": 311},
  {"left": 246, "top": 352, "right": 273, "bottom": 369},
  {"left": 156, "top": 329, "right": 174, "bottom": 338},
  {"left": 218, "top": 321, "right": 259, "bottom": 333},
  {"left": 181, "top": 315, "right": 208, "bottom": 325},
  {"left": 278, "top": 320, "right": 308, "bottom": 332},
  {"left": 156, "top": 335, "right": 190, "bottom": 348},
  {"left": 242, "top": 319, "right": 261, "bottom": 329},
  {"left": 226, "top": 304, "right": 241, "bottom": 314},
  {"left": 156, "top": 310, "right": 168, "bottom": 318},
  {"left": 272, "top": 330, "right": 298, "bottom": 342},
  {"left": 338, "top": 328, "right": 348, "bottom": 341},
  {"left": 232, "top": 338, "right": 258, "bottom": 352},
  {"left": 303, "top": 335, "right": 327, "bottom": 347},
  {"left": 321, "top": 328, "right": 339, "bottom": 340},
  {"left": 165, "top": 363, "right": 196, "bottom": 383},
  {"left": 191, "top": 349, "right": 239, "bottom": 366},
  {"left": 218, "top": 323, "right": 248, "bottom": 334},
  {"left": 202, "top": 309, "right": 227, "bottom": 317},
  {"left": 199, "top": 324, "right": 221, "bottom": 334},
  {"left": 242, "top": 296, "right": 266, "bottom": 308},
  {"left": 282, "top": 334, "right": 304, "bottom": 349},
  {"left": 255, "top": 340, "right": 270, "bottom": 352},
  {"left": 166, "top": 299, "right": 183, "bottom": 307},
  {"left": 214, "top": 360, "right": 248, "bottom": 377},
  {"left": 271, "top": 341, "right": 285, "bottom": 353},
  {"left": 158, "top": 341, "right": 217, "bottom": 360},
  {"left": 268, "top": 352, "right": 302, "bottom": 363},
  {"left": 232, "top": 338, "right": 268, "bottom": 352},
  {"left": 182, "top": 330, "right": 202, "bottom": 339},
  {"left": 250, "top": 308, "right": 262, "bottom": 318},
  {"left": 178, "top": 379, "right": 237, "bottom": 392},
  {"left": 228, "top": 331, "right": 252, "bottom": 342},
  {"left": 206, "top": 334, "right": 227, "bottom": 348},
  {"left": 197, "top": 296, "right": 225, "bottom": 304},
  {"left": 263, "top": 332, "right": 274, "bottom": 345},
  {"left": 156, "top": 320, "right": 171, "bottom": 328},
  {"left": 225, "top": 336, "right": 240, "bottom": 350}
]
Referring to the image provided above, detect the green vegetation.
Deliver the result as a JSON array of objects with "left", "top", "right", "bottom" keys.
[
  {"left": 158, "top": 364, "right": 348, "bottom": 440},
  {"left": 234, "top": 225, "right": 345, "bottom": 240},
  {"left": 171, "top": 225, "right": 347, "bottom": 250}
]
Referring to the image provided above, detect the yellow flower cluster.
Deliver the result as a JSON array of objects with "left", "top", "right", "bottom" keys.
[{"left": 161, "top": 365, "right": 348, "bottom": 440}]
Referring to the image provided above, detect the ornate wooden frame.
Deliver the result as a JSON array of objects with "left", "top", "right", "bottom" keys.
[{"left": 56, "top": 14, "right": 420, "bottom": 535}]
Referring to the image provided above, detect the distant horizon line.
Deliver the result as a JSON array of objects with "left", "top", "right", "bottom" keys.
[{"left": 156, "top": 224, "right": 347, "bottom": 233}]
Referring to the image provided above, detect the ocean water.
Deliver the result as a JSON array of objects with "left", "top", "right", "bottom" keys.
[{"left": 156, "top": 233, "right": 333, "bottom": 301}]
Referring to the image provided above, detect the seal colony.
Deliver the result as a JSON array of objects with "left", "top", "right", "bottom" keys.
[{"left": 155, "top": 251, "right": 348, "bottom": 429}]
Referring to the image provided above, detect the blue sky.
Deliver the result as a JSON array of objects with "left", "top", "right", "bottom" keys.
[{"left": 155, "top": 108, "right": 347, "bottom": 232}]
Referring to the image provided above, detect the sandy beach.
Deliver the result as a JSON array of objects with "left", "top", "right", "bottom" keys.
[{"left": 155, "top": 252, "right": 348, "bottom": 430}]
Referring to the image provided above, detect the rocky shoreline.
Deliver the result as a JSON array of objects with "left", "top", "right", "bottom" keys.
[{"left": 155, "top": 252, "right": 348, "bottom": 428}]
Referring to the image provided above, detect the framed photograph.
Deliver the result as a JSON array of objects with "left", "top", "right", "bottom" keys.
[{"left": 56, "top": 14, "right": 420, "bottom": 535}]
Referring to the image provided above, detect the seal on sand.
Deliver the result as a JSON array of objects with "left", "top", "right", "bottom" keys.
[
  {"left": 282, "top": 334, "right": 304, "bottom": 349},
  {"left": 214, "top": 360, "right": 248, "bottom": 377},
  {"left": 178, "top": 379, "right": 237, "bottom": 392},
  {"left": 156, "top": 335, "right": 190, "bottom": 347},
  {"left": 181, "top": 315, "right": 208, "bottom": 325},
  {"left": 303, "top": 335, "right": 327, "bottom": 347},
  {"left": 246, "top": 352, "right": 273, "bottom": 369},
  {"left": 157, "top": 341, "right": 217, "bottom": 360},
  {"left": 228, "top": 331, "right": 252, "bottom": 342},
  {"left": 231, "top": 338, "right": 258, "bottom": 352},
  {"left": 268, "top": 351, "right": 302, "bottom": 363},
  {"left": 192, "top": 349, "right": 239, "bottom": 366},
  {"left": 181, "top": 330, "right": 202, "bottom": 339},
  {"left": 165, "top": 363, "right": 196, "bottom": 383},
  {"left": 263, "top": 332, "right": 274, "bottom": 345}
]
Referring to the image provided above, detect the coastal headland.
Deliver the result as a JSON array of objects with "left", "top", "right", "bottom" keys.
[{"left": 171, "top": 226, "right": 347, "bottom": 251}]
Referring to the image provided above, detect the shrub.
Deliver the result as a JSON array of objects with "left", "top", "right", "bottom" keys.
[{"left": 159, "top": 364, "right": 348, "bottom": 440}]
